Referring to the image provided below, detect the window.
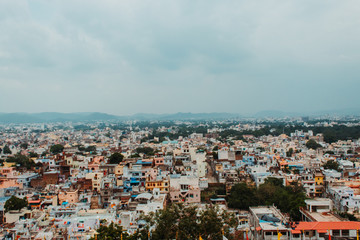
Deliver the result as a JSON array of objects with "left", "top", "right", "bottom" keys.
[
  {"left": 342, "top": 230, "right": 349, "bottom": 236},
  {"left": 333, "top": 230, "right": 340, "bottom": 236}
]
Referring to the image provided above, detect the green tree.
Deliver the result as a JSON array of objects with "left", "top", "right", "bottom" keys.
[
  {"left": 178, "top": 205, "right": 199, "bottom": 239},
  {"left": 305, "top": 139, "right": 322, "bottom": 150},
  {"left": 136, "top": 147, "right": 155, "bottom": 156},
  {"left": 86, "top": 146, "right": 97, "bottom": 153},
  {"left": 50, "top": 144, "right": 64, "bottom": 154},
  {"left": 20, "top": 143, "right": 28, "bottom": 149},
  {"left": 109, "top": 152, "right": 124, "bottom": 164},
  {"left": 4, "top": 196, "right": 28, "bottom": 212},
  {"left": 339, "top": 212, "right": 358, "bottom": 221},
  {"left": 29, "top": 152, "right": 39, "bottom": 158},
  {"left": 129, "top": 153, "right": 140, "bottom": 158},
  {"left": 228, "top": 183, "right": 257, "bottom": 210},
  {"left": 149, "top": 204, "right": 180, "bottom": 240},
  {"left": 198, "top": 205, "right": 235, "bottom": 240},
  {"left": 79, "top": 145, "right": 97, "bottom": 153},
  {"left": 323, "top": 160, "right": 340, "bottom": 171},
  {"left": 256, "top": 178, "right": 306, "bottom": 221},
  {"left": 286, "top": 148, "right": 294, "bottom": 157},
  {"left": 139, "top": 204, "right": 237, "bottom": 240},
  {"left": 3, "top": 145, "right": 11, "bottom": 154},
  {"left": 228, "top": 177, "right": 306, "bottom": 221},
  {"left": 90, "top": 222, "right": 132, "bottom": 240},
  {"left": 6, "top": 154, "right": 35, "bottom": 169},
  {"left": 78, "top": 145, "right": 86, "bottom": 151}
]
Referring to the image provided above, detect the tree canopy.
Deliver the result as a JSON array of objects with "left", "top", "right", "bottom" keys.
[
  {"left": 136, "top": 147, "right": 155, "bottom": 156},
  {"left": 89, "top": 222, "right": 142, "bottom": 240},
  {"left": 286, "top": 148, "right": 294, "bottom": 157},
  {"left": 323, "top": 160, "right": 340, "bottom": 171},
  {"left": 109, "top": 152, "right": 124, "bottom": 164},
  {"left": 29, "top": 152, "right": 39, "bottom": 158},
  {"left": 6, "top": 154, "right": 35, "bottom": 169},
  {"left": 78, "top": 145, "right": 97, "bottom": 153},
  {"left": 139, "top": 204, "right": 237, "bottom": 240},
  {"left": 3, "top": 145, "right": 11, "bottom": 154},
  {"left": 228, "top": 178, "right": 306, "bottom": 221},
  {"left": 4, "top": 196, "right": 28, "bottom": 212},
  {"left": 20, "top": 143, "right": 29, "bottom": 149},
  {"left": 90, "top": 204, "right": 237, "bottom": 240},
  {"left": 305, "top": 139, "right": 322, "bottom": 150},
  {"left": 50, "top": 144, "right": 64, "bottom": 154}
]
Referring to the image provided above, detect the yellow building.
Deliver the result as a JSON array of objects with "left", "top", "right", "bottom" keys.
[
  {"left": 314, "top": 172, "right": 324, "bottom": 186},
  {"left": 3, "top": 162, "right": 16, "bottom": 168},
  {"left": 145, "top": 177, "right": 169, "bottom": 193},
  {"left": 314, "top": 171, "right": 324, "bottom": 197}
]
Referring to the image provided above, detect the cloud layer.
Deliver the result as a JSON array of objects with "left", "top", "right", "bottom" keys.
[{"left": 1, "top": 0, "right": 359, "bottom": 115}]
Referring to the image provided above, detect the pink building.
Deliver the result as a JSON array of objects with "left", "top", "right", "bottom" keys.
[
  {"left": 0, "top": 167, "right": 16, "bottom": 177},
  {"left": 154, "top": 157, "right": 164, "bottom": 166},
  {"left": 169, "top": 175, "right": 201, "bottom": 203},
  {"left": 0, "top": 178, "right": 23, "bottom": 189}
]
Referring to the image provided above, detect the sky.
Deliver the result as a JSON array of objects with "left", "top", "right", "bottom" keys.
[{"left": 0, "top": 0, "right": 360, "bottom": 116}]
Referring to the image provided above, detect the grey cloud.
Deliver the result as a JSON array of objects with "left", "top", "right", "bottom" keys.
[{"left": 0, "top": 0, "right": 360, "bottom": 115}]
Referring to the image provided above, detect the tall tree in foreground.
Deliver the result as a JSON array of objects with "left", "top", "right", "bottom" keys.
[
  {"left": 140, "top": 204, "right": 237, "bottom": 240},
  {"left": 89, "top": 222, "right": 136, "bottom": 240},
  {"left": 93, "top": 204, "right": 238, "bottom": 240}
]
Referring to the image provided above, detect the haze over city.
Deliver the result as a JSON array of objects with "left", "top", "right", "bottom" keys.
[{"left": 1, "top": 0, "right": 360, "bottom": 115}]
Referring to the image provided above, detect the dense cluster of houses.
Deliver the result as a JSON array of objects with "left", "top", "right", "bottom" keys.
[{"left": 1, "top": 120, "right": 360, "bottom": 240}]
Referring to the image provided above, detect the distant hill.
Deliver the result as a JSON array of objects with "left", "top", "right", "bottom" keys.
[
  {"left": 0, "top": 112, "right": 120, "bottom": 123},
  {"left": 131, "top": 112, "right": 242, "bottom": 120},
  {"left": 1, "top": 109, "right": 358, "bottom": 123},
  {"left": 253, "top": 108, "right": 360, "bottom": 118},
  {"left": 253, "top": 110, "right": 302, "bottom": 118},
  {"left": 313, "top": 108, "right": 360, "bottom": 117},
  {"left": 0, "top": 112, "right": 242, "bottom": 123}
]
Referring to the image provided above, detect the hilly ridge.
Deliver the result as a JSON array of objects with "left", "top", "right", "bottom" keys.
[{"left": 0, "top": 112, "right": 242, "bottom": 123}]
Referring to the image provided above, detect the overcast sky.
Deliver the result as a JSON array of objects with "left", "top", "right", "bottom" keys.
[{"left": 0, "top": 0, "right": 359, "bottom": 115}]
